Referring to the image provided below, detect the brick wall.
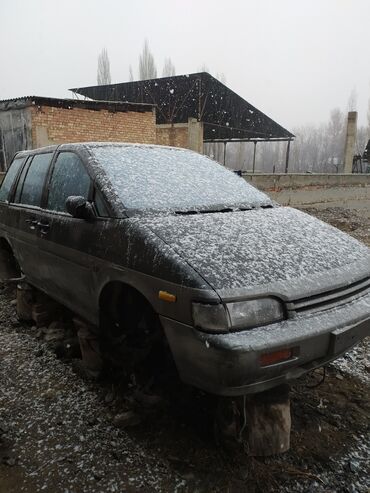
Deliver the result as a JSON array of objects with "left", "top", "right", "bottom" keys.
[
  {"left": 30, "top": 105, "right": 156, "bottom": 148},
  {"left": 156, "top": 124, "right": 188, "bottom": 148}
]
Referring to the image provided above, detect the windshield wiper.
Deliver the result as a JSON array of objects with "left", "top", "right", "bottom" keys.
[
  {"left": 174, "top": 204, "right": 273, "bottom": 215},
  {"left": 175, "top": 208, "right": 234, "bottom": 215}
]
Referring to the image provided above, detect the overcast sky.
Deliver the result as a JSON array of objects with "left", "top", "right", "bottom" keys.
[{"left": 1, "top": 0, "right": 369, "bottom": 130}]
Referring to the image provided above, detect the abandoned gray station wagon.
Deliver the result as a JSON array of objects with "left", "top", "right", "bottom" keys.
[{"left": 0, "top": 143, "right": 369, "bottom": 395}]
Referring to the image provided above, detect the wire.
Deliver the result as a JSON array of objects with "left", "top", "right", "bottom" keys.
[
  {"left": 305, "top": 367, "right": 326, "bottom": 388},
  {"left": 238, "top": 395, "right": 247, "bottom": 442}
]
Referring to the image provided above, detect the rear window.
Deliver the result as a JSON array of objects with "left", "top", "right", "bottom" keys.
[{"left": 0, "top": 157, "right": 25, "bottom": 203}]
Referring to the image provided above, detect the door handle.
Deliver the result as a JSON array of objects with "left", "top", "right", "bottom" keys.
[
  {"left": 37, "top": 221, "right": 50, "bottom": 235},
  {"left": 25, "top": 218, "right": 38, "bottom": 230}
]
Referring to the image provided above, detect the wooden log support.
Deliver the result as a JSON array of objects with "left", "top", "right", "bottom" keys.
[
  {"left": 215, "top": 385, "right": 291, "bottom": 456},
  {"left": 74, "top": 318, "right": 103, "bottom": 378},
  {"left": 244, "top": 384, "right": 291, "bottom": 456},
  {"left": 16, "top": 282, "right": 34, "bottom": 321}
]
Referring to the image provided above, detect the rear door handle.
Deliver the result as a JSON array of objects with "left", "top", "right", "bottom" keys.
[
  {"left": 25, "top": 218, "right": 38, "bottom": 230},
  {"left": 37, "top": 221, "right": 50, "bottom": 235}
]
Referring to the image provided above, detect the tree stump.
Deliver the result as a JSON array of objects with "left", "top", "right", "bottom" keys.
[
  {"left": 74, "top": 318, "right": 103, "bottom": 378},
  {"left": 215, "top": 385, "right": 291, "bottom": 456},
  {"left": 16, "top": 282, "right": 34, "bottom": 321},
  {"left": 244, "top": 385, "right": 291, "bottom": 456}
]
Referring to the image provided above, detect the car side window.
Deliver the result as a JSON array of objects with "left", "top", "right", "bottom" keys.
[
  {"left": 19, "top": 153, "right": 52, "bottom": 207},
  {"left": 0, "top": 157, "right": 25, "bottom": 202},
  {"left": 47, "top": 152, "right": 91, "bottom": 213}
]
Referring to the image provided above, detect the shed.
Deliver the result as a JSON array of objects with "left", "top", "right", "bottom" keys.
[
  {"left": 0, "top": 96, "right": 155, "bottom": 170},
  {"left": 71, "top": 72, "right": 294, "bottom": 167}
]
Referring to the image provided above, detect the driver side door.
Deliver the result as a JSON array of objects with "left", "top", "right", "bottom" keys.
[{"left": 37, "top": 151, "right": 98, "bottom": 322}]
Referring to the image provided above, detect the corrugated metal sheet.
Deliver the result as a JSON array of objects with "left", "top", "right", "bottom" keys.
[{"left": 71, "top": 72, "right": 294, "bottom": 141}]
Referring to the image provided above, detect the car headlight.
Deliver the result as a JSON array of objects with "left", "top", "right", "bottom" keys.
[
  {"left": 226, "top": 298, "right": 284, "bottom": 330},
  {"left": 192, "top": 298, "right": 284, "bottom": 333}
]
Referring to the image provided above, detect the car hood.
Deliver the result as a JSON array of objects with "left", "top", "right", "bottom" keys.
[{"left": 142, "top": 207, "right": 370, "bottom": 300}]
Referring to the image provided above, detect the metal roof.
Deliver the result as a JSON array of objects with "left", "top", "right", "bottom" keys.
[
  {"left": 0, "top": 96, "right": 154, "bottom": 113},
  {"left": 71, "top": 72, "right": 294, "bottom": 141}
]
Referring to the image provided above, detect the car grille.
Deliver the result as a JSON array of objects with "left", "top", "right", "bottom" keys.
[{"left": 287, "top": 276, "right": 370, "bottom": 316}]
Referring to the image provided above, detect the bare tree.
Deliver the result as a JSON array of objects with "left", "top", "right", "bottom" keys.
[
  {"left": 328, "top": 107, "right": 345, "bottom": 165},
  {"left": 356, "top": 125, "right": 368, "bottom": 154},
  {"left": 198, "top": 63, "right": 209, "bottom": 73},
  {"left": 216, "top": 72, "right": 227, "bottom": 84},
  {"left": 139, "top": 40, "right": 157, "bottom": 80},
  {"left": 128, "top": 65, "right": 134, "bottom": 82},
  {"left": 347, "top": 87, "right": 358, "bottom": 112},
  {"left": 97, "top": 48, "right": 111, "bottom": 85},
  {"left": 162, "top": 58, "right": 176, "bottom": 77}
]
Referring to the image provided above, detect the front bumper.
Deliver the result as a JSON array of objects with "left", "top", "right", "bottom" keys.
[{"left": 160, "top": 292, "right": 370, "bottom": 396}]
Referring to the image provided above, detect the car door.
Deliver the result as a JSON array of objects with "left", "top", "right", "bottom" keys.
[
  {"left": 8, "top": 152, "right": 54, "bottom": 286},
  {"left": 36, "top": 151, "right": 98, "bottom": 322},
  {"left": 0, "top": 155, "right": 28, "bottom": 278}
]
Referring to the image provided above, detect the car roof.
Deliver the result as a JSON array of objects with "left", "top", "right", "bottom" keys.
[{"left": 15, "top": 142, "right": 194, "bottom": 158}]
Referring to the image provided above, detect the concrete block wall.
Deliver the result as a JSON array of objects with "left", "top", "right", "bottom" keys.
[
  {"left": 244, "top": 173, "right": 370, "bottom": 214},
  {"left": 30, "top": 105, "right": 157, "bottom": 148},
  {"left": 243, "top": 173, "right": 370, "bottom": 191}
]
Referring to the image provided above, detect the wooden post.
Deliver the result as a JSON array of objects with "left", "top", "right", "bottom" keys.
[
  {"left": 16, "top": 282, "right": 34, "bottom": 321},
  {"left": 244, "top": 385, "right": 291, "bottom": 456},
  {"left": 215, "top": 385, "right": 291, "bottom": 456},
  {"left": 74, "top": 318, "right": 103, "bottom": 378},
  {"left": 285, "top": 140, "right": 291, "bottom": 174},
  {"left": 252, "top": 142, "right": 257, "bottom": 173}
]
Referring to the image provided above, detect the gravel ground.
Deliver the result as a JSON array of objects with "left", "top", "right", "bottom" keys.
[
  {"left": 0, "top": 206, "right": 369, "bottom": 493},
  {"left": 302, "top": 207, "right": 370, "bottom": 247}
]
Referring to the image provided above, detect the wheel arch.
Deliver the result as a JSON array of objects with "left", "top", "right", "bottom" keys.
[
  {"left": 98, "top": 279, "right": 160, "bottom": 326},
  {"left": 0, "top": 236, "right": 21, "bottom": 279}
]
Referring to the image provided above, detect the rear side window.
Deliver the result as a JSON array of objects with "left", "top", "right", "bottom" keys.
[
  {"left": 47, "top": 152, "right": 91, "bottom": 213},
  {"left": 0, "top": 157, "right": 25, "bottom": 202},
  {"left": 19, "top": 153, "right": 52, "bottom": 207}
]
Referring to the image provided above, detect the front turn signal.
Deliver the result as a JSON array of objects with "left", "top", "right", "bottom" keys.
[{"left": 159, "top": 290, "right": 177, "bottom": 303}]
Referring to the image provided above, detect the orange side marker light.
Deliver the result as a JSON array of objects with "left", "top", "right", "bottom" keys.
[{"left": 158, "top": 290, "right": 177, "bottom": 303}]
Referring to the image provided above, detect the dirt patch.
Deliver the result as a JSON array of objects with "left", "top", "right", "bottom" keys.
[{"left": 302, "top": 206, "right": 370, "bottom": 247}]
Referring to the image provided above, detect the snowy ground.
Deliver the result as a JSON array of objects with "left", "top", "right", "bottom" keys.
[{"left": 0, "top": 206, "right": 369, "bottom": 493}]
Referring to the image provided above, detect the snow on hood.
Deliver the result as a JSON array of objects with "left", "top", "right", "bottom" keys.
[{"left": 142, "top": 207, "right": 370, "bottom": 293}]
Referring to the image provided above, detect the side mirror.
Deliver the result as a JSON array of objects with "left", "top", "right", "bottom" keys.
[{"left": 65, "top": 196, "right": 95, "bottom": 221}]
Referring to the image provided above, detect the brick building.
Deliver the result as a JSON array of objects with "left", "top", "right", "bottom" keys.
[{"left": 0, "top": 96, "right": 156, "bottom": 170}]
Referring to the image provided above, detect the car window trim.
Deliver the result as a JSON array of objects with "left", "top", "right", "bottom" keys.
[
  {"left": 4, "top": 155, "right": 30, "bottom": 204},
  {"left": 45, "top": 150, "right": 94, "bottom": 215},
  {"left": 8, "top": 203, "right": 44, "bottom": 213},
  {"left": 10, "top": 155, "right": 31, "bottom": 204}
]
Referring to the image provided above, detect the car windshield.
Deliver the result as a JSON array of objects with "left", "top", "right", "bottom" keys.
[{"left": 91, "top": 145, "right": 272, "bottom": 213}]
